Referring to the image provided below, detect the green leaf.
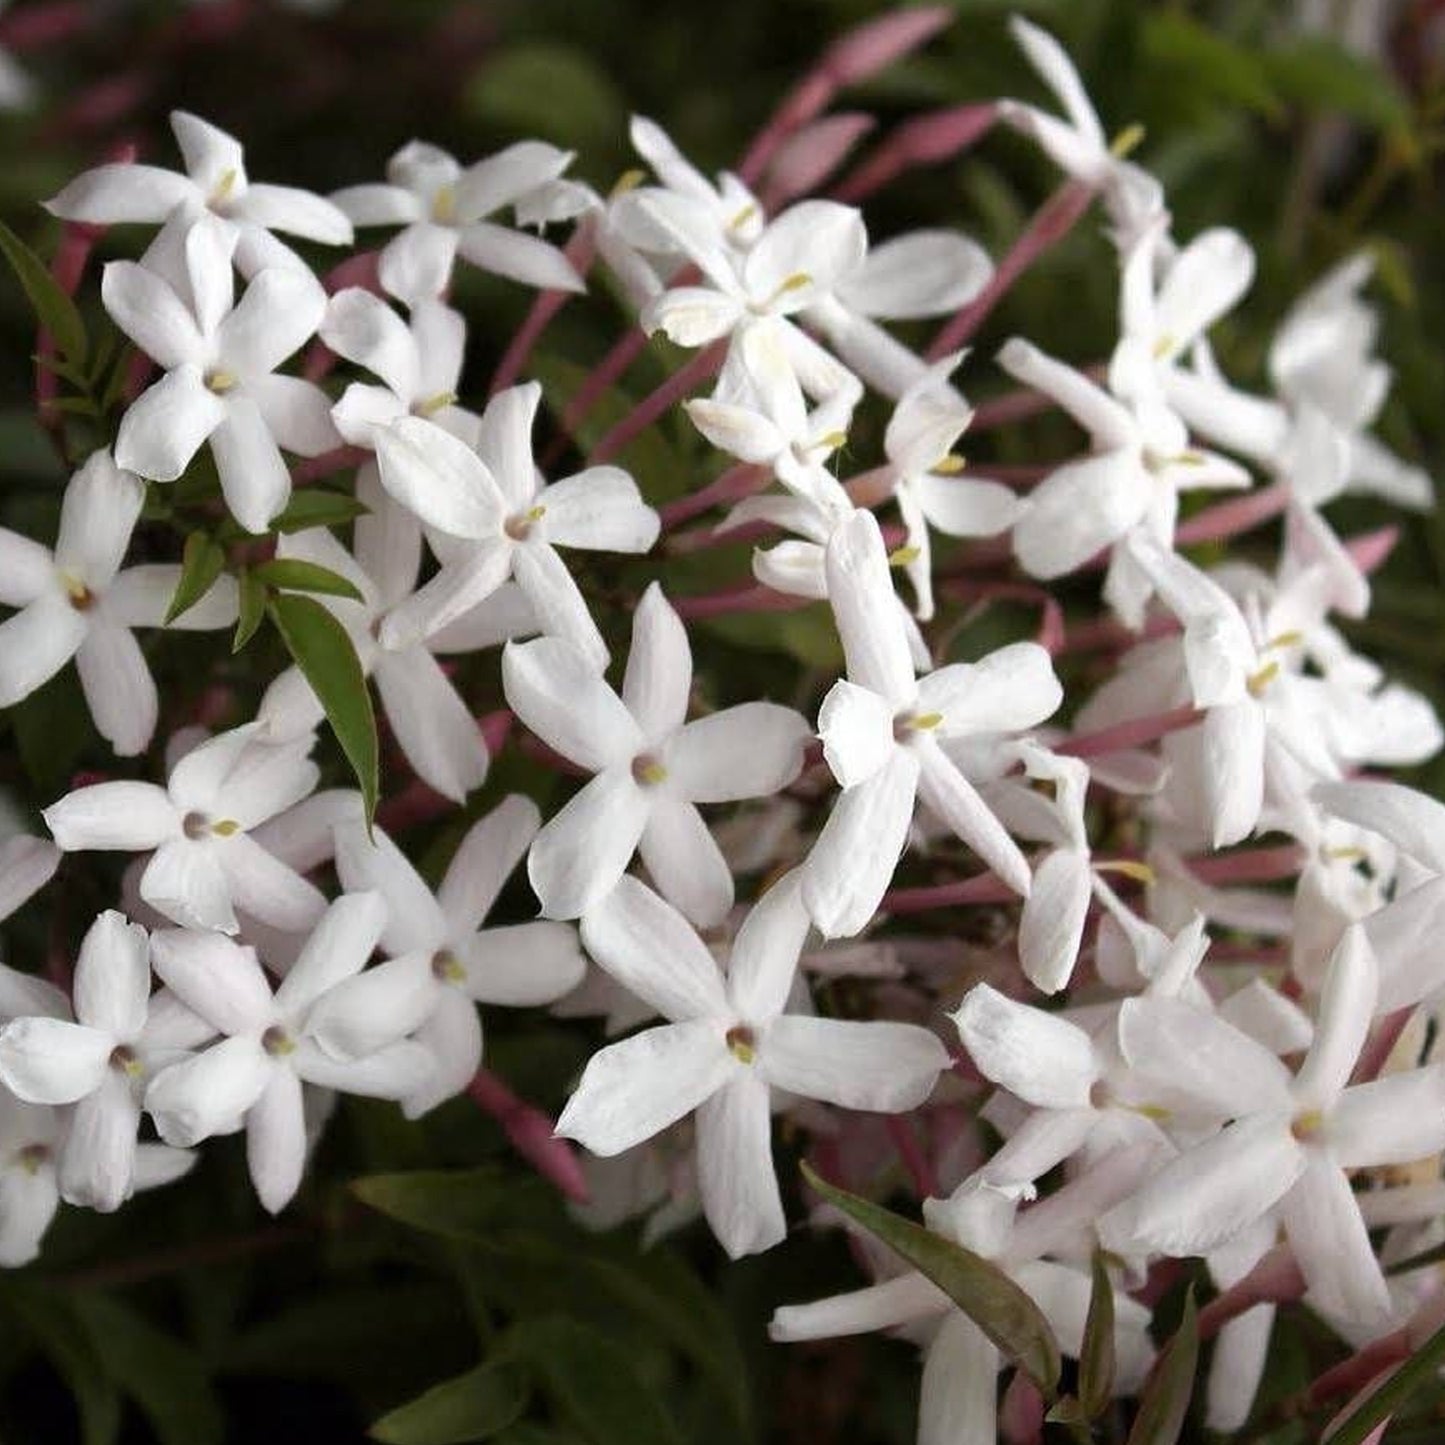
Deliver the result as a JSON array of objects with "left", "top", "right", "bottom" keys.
[
  {"left": 1325, "top": 1317, "right": 1445, "bottom": 1445},
  {"left": 269, "top": 592, "right": 378, "bottom": 825},
  {"left": 233, "top": 567, "right": 268, "bottom": 652},
  {"left": 1141, "top": 14, "right": 1284, "bottom": 120},
  {"left": 166, "top": 533, "right": 228, "bottom": 624},
  {"left": 351, "top": 1167, "right": 520, "bottom": 1240},
  {"left": 6, "top": 1284, "right": 122, "bottom": 1445},
  {"left": 1079, "top": 1250, "right": 1117, "bottom": 1419},
  {"left": 253, "top": 557, "right": 365, "bottom": 603},
  {"left": 0, "top": 220, "right": 88, "bottom": 364},
  {"left": 1263, "top": 38, "right": 1412, "bottom": 133},
  {"left": 1126, "top": 1288, "right": 1198, "bottom": 1445},
  {"left": 800, "top": 1162, "right": 1061, "bottom": 1400},
  {"left": 467, "top": 44, "right": 625, "bottom": 152},
  {"left": 503, "top": 1316, "right": 684, "bottom": 1445},
  {"left": 264, "top": 489, "right": 371, "bottom": 535},
  {"left": 371, "top": 1359, "right": 528, "bottom": 1445},
  {"left": 71, "top": 1294, "right": 224, "bottom": 1445}
]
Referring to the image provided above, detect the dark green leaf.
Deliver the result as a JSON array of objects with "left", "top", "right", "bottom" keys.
[
  {"left": 1126, "top": 1288, "right": 1198, "bottom": 1445},
  {"left": 166, "top": 533, "right": 227, "bottom": 624},
  {"left": 268, "top": 489, "right": 371, "bottom": 534},
  {"left": 233, "top": 567, "right": 267, "bottom": 652},
  {"left": 1141, "top": 14, "right": 1284, "bottom": 120},
  {"left": 371, "top": 1359, "right": 528, "bottom": 1445},
  {"left": 1325, "top": 1317, "right": 1445, "bottom": 1445},
  {"left": 6, "top": 1285, "right": 122, "bottom": 1445},
  {"left": 269, "top": 593, "right": 378, "bottom": 824},
  {"left": 1263, "top": 38, "right": 1412, "bottom": 133},
  {"left": 468, "top": 44, "right": 626, "bottom": 152},
  {"left": 0, "top": 220, "right": 88, "bottom": 364},
  {"left": 253, "top": 558, "right": 365, "bottom": 603},
  {"left": 504, "top": 1316, "right": 684, "bottom": 1445},
  {"left": 1079, "top": 1250, "right": 1117, "bottom": 1420},
  {"left": 800, "top": 1162, "right": 1061, "bottom": 1399},
  {"left": 351, "top": 1167, "right": 519, "bottom": 1240}
]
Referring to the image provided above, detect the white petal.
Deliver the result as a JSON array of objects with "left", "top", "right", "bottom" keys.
[
  {"left": 274, "top": 890, "right": 389, "bottom": 1019},
  {"left": 100, "top": 261, "right": 202, "bottom": 370},
  {"left": 919, "top": 1312, "right": 998, "bottom": 1445},
  {"left": 919, "top": 643, "right": 1062, "bottom": 738},
  {"left": 247, "top": 375, "right": 339, "bottom": 457},
  {"left": 913, "top": 473, "right": 1023, "bottom": 538},
  {"left": 770, "top": 1272, "right": 945, "bottom": 1342},
  {"left": 141, "top": 839, "right": 238, "bottom": 934},
  {"left": 539, "top": 467, "right": 659, "bottom": 553},
  {"left": 621, "top": 583, "right": 692, "bottom": 742},
  {"left": 473, "top": 381, "right": 542, "bottom": 511},
  {"left": 642, "top": 286, "right": 744, "bottom": 347},
  {"left": 218, "top": 266, "right": 326, "bottom": 378},
  {"left": 950, "top": 983, "right": 1098, "bottom": 1108},
  {"left": 744, "top": 201, "right": 867, "bottom": 310},
  {"left": 230, "top": 183, "right": 353, "bottom": 244},
  {"left": 726, "top": 870, "right": 811, "bottom": 1022},
  {"left": 916, "top": 741, "right": 1031, "bottom": 897},
  {"left": 247, "top": 1067, "right": 307, "bottom": 1214},
  {"left": 55, "top": 451, "right": 144, "bottom": 585},
  {"left": 456, "top": 140, "right": 574, "bottom": 219},
  {"left": 0, "top": 837, "right": 59, "bottom": 925},
  {"left": 0, "top": 1154, "right": 58, "bottom": 1266},
  {"left": 73, "top": 910, "right": 150, "bottom": 1039},
  {"left": 218, "top": 834, "right": 326, "bottom": 933},
  {"left": 59, "top": 1072, "right": 140, "bottom": 1212},
  {"left": 48, "top": 164, "right": 196, "bottom": 226},
  {"left": 75, "top": 623, "right": 157, "bottom": 757},
  {"left": 0, "top": 529, "right": 54, "bottom": 606},
  {"left": 816, "top": 681, "right": 896, "bottom": 789},
  {"left": 1293, "top": 925, "right": 1377, "bottom": 1111},
  {"left": 401, "top": 992, "right": 482, "bottom": 1118},
  {"left": 511, "top": 541, "right": 610, "bottom": 671},
  {"left": 0, "top": 1018, "right": 112, "bottom": 1103},
  {"left": 1019, "top": 849, "right": 1092, "bottom": 994},
  {"left": 999, "top": 338, "right": 1134, "bottom": 449},
  {"left": 845, "top": 231, "right": 993, "bottom": 320},
  {"left": 114, "top": 365, "right": 227, "bottom": 484},
  {"left": 437, "top": 796, "right": 540, "bottom": 937},
  {"left": 459, "top": 922, "right": 585, "bottom": 1006},
  {"left": 1155, "top": 229, "right": 1255, "bottom": 354},
  {"left": 304, "top": 952, "right": 438, "bottom": 1062},
  {"left": 1314, "top": 780, "right": 1445, "bottom": 874},
  {"left": 379, "top": 542, "right": 512, "bottom": 651},
  {"left": 320, "top": 287, "right": 417, "bottom": 399},
  {"left": 374, "top": 416, "right": 505, "bottom": 540},
  {"left": 44, "top": 781, "right": 177, "bottom": 852},
  {"left": 106, "top": 564, "right": 237, "bottom": 630},
  {"left": 457, "top": 221, "right": 585, "bottom": 292},
  {"left": 210, "top": 397, "right": 292, "bottom": 534},
  {"left": 148, "top": 928, "right": 273, "bottom": 1034},
  {"left": 1327, "top": 1064, "right": 1445, "bottom": 1169},
  {"left": 293, "top": 1037, "right": 434, "bottom": 1098},
  {"left": 0, "top": 597, "right": 87, "bottom": 709},
  {"left": 379, "top": 223, "right": 459, "bottom": 305},
  {"left": 333, "top": 821, "right": 448, "bottom": 955},
  {"left": 373, "top": 647, "right": 488, "bottom": 804},
  {"left": 759, "top": 1015, "right": 946, "bottom": 1110},
  {"left": 695, "top": 1072, "right": 785, "bottom": 1258},
  {"left": 824, "top": 509, "right": 916, "bottom": 707},
  {"left": 669, "top": 703, "right": 810, "bottom": 803},
  {"left": 145, "top": 1036, "right": 272, "bottom": 1146},
  {"left": 502, "top": 637, "right": 640, "bottom": 770},
  {"left": 330, "top": 182, "right": 422, "bottom": 226},
  {"left": 1012, "top": 451, "right": 1148, "bottom": 579},
  {"left": 638, "top": 795, "right": 733, "bottom": 929},
  {"left": 529, "top": 769, "right": 651, "bottom": 921}
]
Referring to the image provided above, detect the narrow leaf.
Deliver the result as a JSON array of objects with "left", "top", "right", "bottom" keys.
[
  {"left": 233, "top": 567, "right": 267, "bottom": 652},
  {"left": 1325, "top": 1317, "right": 1445, "bottom": 1445},
  {"left": 1080, "top": 1250, "right": 1117, "bottom": 1420},
  {"left": 269, "top": 489, "right": 371, "bottom": 534},
  {"left": 1126, "top": 1288, "right": 1198, "bottom": 1445},
  {"left": 253, "top": 557, "right": 365, "bottom": 603},
  {"left": 370, "top": 1359, "right": 528, "bottom": 1445},
  {"left": 800, "top": 1161, "right": 1061, "bottom": 1399},
  {"left": 0, "top": 220, "right": 88, "bottom": 364},
  {"left": 269, "top": 593, "right": 378, "bottom": 825},
  {"left": 165, "top": 533, "right": 227, "bottom": 624},
  {"left": 351, "top": 1166, "right": 522, "bottom": 1239}
]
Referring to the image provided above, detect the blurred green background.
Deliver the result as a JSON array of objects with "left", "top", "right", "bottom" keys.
[{"left": 0, "top": 1, "right": 1441, "bottom": 1441}]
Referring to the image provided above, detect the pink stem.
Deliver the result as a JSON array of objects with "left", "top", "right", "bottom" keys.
[
  {"left": 999, "top": 1371, "right": 1045, "bottom": 1445},
  {"left": 1304, "top": 1330, "right": 1410, "bottom": 1410},
  {"left": 939, "top": 579, "right": 1065, "bottom": 655},
  {"left": 468, "top": 1069, "right": 590, "bottom": 1203},
  {"left": 588, "top": 342, "right": 725, "bottom": 464},
  {"left": 0, "top": 0, "right": 91, "bottom": 48},
  {"left": 291, "top": 445, "right": 369, "bottom": 485},
  {"left": 543, "top": 328, "right": 651, "bottom": 466},
  {"left": 1196, "top": 1244, "right": 1306, "bottom": 1341},
  {"left": 1184, "top": 844, "right": 1304, "bottom": 885},
  {"left": 760, "top": 113, "right": 876, "bottom": 211},
  {"left": 490, "top": 221, "right": 599, "bottom": 396},
  {"left": 375, "top": 780, "right": 454, "bottom": 835},
  {"left": 659, "top": 461, "right": 771, "bottom": 531},
  {"left": 478, "top": 709, "right": 513, "bottom": 756},
  {"left": 1350, "top": 524, "right": 1400, "bottom": 575},
  {"left": 1057, "top": 704, "right": 1202, "bottom": 759},
  {"left": 671, "top": 582, "right": 808, "bottom": 622},
  {"left": 1174, "top": 481, "right": 1289, "bottom": 546},
  {"left": 882, "top": 871, "right": 1016, "bottom": 914},
  {"left": 831, "top": 103, "right": 997, "bottom": 204},
  {"left": 1353, "top": 1005, "right": 1415, "bottom": 1085}
]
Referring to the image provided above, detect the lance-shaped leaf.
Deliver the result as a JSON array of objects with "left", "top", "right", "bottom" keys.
[
  {"left": 0, "top": 220, "right": 88, "bottom": 364},
  {"left": 1126, "top": 1288, "right": 1198, "bottom": 1445},
  {"left": 233, "top": 568, "right": 267, "bottom": 652},
  {"left": 1080, "top": 1250, "right": 1118, "bottom": 1419},
  {"left": 370, "top": 1358, "right": 529, "bottom": 1445},
  {"left": 267, "top": 490, "right": 370, "bottom": 535},
  {"left": 801, "top": 1162, "right": 1061, "bottom": 1399},
  {"left": 1325, "top": 1318, "right": 1445, "bottom": 1445},
  {"left": 270, "top": 592, "right": 378, "bottom": 826},
  {"left": 253, "top": 558, "right": 365, "bottom": 603},
  {"left": 166, "top": 532, "right": 228, "bottom": 624}
]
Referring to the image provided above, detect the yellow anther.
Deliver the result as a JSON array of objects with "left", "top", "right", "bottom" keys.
[
  {"left": 1133, "top": 1103, "right": 1172, "bottom": 1123},
  {"left": 1247, "top": 661, "right": 1280, "bottom": 697},
  {"left": 1323, "top": 844, "right": 1369, "bottom": 863},
  {"left": 814, "top": 430, "right": 848, "bottom": 453},
  {"left": 431, "top": 950, "right": 467, "bottom": 984},
  {"left": 1291, "top": 1109, "right": 1323, "bottom": 1141},
  {"left": 727, "top": 202, "right": 759, "bottom": 233},
  {"left": 60, "top": 572, "right": 94, "bottom": 610},
  {"left": 889, "top": 545, "right": 922, "bottom": 568},
  {"left": 933, "top": 453, "right": 967, "bottom": 475},
  {"left": 1096, "top": 859, "right": 1156, "bottom": 885},
  {"left": 431, "top": 185, "right": 457, "bottom": 224},
  {"left": 211, "top": 819, "right": 241, "bottom": 838},
  {"left": 1151, "top": 332, "right": 1177, "bottom": 360},
  {"left": 635, "top": 760, "right": 668, "bottom": 786},
  {"left": 210, "top": 168, "right": 238, "bottom": 206},
  {"left": 205, "top": 369, "right": 237, "bottom": 395},
  {"left": 610, "top": 168, "right": 646, "bottom": 200},
  {"left": 1176, "top": 449, "right": 1206, "bottom": 465},
  {"left": 1267, "top": 630, "right": 1304, "bottom": 651},
  {"left": 911, "top": 712, "right": 943, "bottom": 731},
  {"left": 1110, "top": 123, "right": 1146, "bottom": 159},
  {"left": 725, "top": 1025, "right": 756, "bottom": 1064},
  {"left": 762, "top": 272, "right": 812, "bottom": 308},
  {"left": 503, "top": 505, "right": 547, "bottom": 542},
  {"left": 415, "top": 391, "right": 457, "bottom": 417}
]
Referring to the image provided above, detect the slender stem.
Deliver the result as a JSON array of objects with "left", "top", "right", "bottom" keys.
[
  {"left": 588, "top": 342, "right": 725, "bottom": 464},
  {"left": 489, "top": 220, "right": 598, "bottom": 396}
]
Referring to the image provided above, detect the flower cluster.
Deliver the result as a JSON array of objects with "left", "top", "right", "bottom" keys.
[{"left": 1, "top": 11, "right": 1442, "bottom": 1439}]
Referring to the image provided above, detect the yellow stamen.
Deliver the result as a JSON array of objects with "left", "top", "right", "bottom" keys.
[
  {"left": 415, "top": 391, "right": 458, "bottom": 417},
  {"left": 610, "top": 168, "right": 646, "bottom": 200},
  {"left": 725, "top": 1025, "right": 756, "bottom": 1064},
  {"left": 1133, "top": 1103, "right": 1172, "bottom": 1123},
  {"left": 262, "top": 1026, "right": 295, "bottom": 1058},
  {"left": 211, "top": 819, "right": 241, "bottom": 838},
  {"left": 911, "top": 712, "right": 943, "bottom": 731},
  {"left": 60, "top": 572, "right": 93, "bottom": 610},
  {"left": 431, "top": 185, "right": 457, "bottom": 224},
  {"left": 1151, "top": 332, "right": 1177, "bottom": 360},
  {"left": 889, "top": 545, "right": 922, "bottom": 568},
  {"left": 206, "top": 369, "right": 237, "bottom": 395},
  {"left": 1096, "top": 859, "right": 1156, "bottom": 884},
  {"left": 1323, "top": 844, "right": 1368, "bottom": 863},
  {"left": 1110, "top": 123, "right": 1146, "bottom": 159},
  {"left": 813, "top": 430, "right": 848, "bottom": 454},
  {"left": 634, "top": 759, "right": 668, "bottom": 786},
  {"left": 933, "top": 453, "right": 966, "bottom": 475},
  {"left": 1292, "top": 1109, "right": 1323, "bottom": 1141},
  {"left": 764, "top": 271, "right": 811, "bottom": 308},
  {"left": 1267, "top": 630, "right": 1303, "bottom": 651},
  {"left": 727, "top": 202, "right": 758, "bottom": 233},
  {"left": 210, "top": 168, "right": 238, "bottom": 206},
  {"left": 1247, "top": 661, "right": 1280, "bottom": 697},
  {"left": 431, "top": 950, "right": 467, "bottom": 984}
]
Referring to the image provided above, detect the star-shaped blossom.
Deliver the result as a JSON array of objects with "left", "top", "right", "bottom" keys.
[
  {"left": 559, "top": 873, "right": 949, "bottom": 1257},
  {"left": 0, "top": 450, "right": 236, "bottom": 755},
  {"left": 805, "top": 509, "right": 1061, "bottom": 938},
  {"left": 503, "top": 582, "right": 811, "bottom": 924},
  {"left": 308, "top": 797, "right": 586, "bottom": 1117},
  {"left": 0, "top": 910, "right": 210, "bottom": 1211},
  {"left": 47, "top": 110, "right": 353, "bottom": 275},
  {"left": 331, "top": 139, "right": 586, "bottom": 306},
  {"left": 43, "top": 723, "right": 325, "bottom": 936},
  {"left": 145, "top": 893, "right": 434, "bottom": 1213},
  {"left": 373, "top": 381, "right": 660, "bottom": 666}
]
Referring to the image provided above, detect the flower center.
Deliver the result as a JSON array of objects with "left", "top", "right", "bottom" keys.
[
  {"left": 892, "top": 710, "right": 942, "bottom": 742},
  {"left": 504, "top": 505, "right": 546, "bottom": 542},
  {"left": 261, "top": 1025, "right": 295, "bottom": 1058},
  {"left": 631, "top": 753, "right": 667, "bottom": 787},
  {"left": 208, "top": 168, "right": 239, "bottom": 207},
  {"left": 109, "top": 1044, "right": 142, "bottom": 1078},
  {"left": 1291, "top": 1109, "right": 1324, "bottom": 1142},
  {"left": 182, "top": 811, "right": 241, "bottom": 840},
  {"left": 1246, "top": 661, "right": 1280, "bottom": 698},
  {"left": 14, "top": 1142, "right": 49, "bottom": 1175},
  {"left": 60, "top": 571, "right": 94, "bottom": 611},
  {"left": 431, "top": 185, "right": 457, "bottom": 224},
  {"left": 431, "top": 949, "right": 466, "bottom": 984},
  {"left": 205, "top": 368, "right": 237, "bottom": 395},
  {"left": 753, "top": 271, "right": 811, "bottom": 313},
  {"left": 725, "top": 1025, "right": 756, "bottom": 1064},
  {"left": 412, "top": 391, "right": 457, "bottom": 418}
]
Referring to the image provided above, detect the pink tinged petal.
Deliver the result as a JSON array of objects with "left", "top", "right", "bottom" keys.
[
  {"left": 726, "top": 870, "right": 811, "bottom": 1022},
  {"left": 641, "top": 286, "right": 744, "bottom": 347},
  {"left": 75, "top": 623, "right": 157, "bottom": 757},
  {"left": 918, "top": 642, "right": 1063, "bottom": 736},
  {"left": 73, "top": 910, "right": 150, "bottom": 1038},
  {"left": 1327, "top": 1064, "right": 1445, "bottom": 1168},
  {"left": 145, "top": 1036, "right": 272, "bottom": 1146},
  {"left": 759, "top": 1015, "right": 946, "bottom": 1111},
  {"left": 0, "top": 596, "right": 88, "bottom": 708},
  {"left": 457, "top": 221, "right": 585, "bottom": 292},
  {"left": 803, "top": 748, "right": 920, "bottom": 939},
  {"left": 0, "top": 836, "right": 60, "bottom": 925},
  {"left": 770, "top": 1271, "right": 946, "bottom": 1341},
  {"left": 1019, "top": 849, "right": 1092, "bottom": 994},
  {"left": 59, "top": 1072, "right": 141, "bottom": 1213},
  {"left": 455, "top": 140, "right": 574, "bottom": 219},
  {"left": 247, "top": 1067, "right": 307, "bottom": 1214},
  {"left": 502, "top": 637, "right": 640, "bottom": 770},
  {"left": 373, "top": 646, "right": 488, "bottom": 804},
  {"left": 460, "top": 921, "right": 584, "bottom": 1006},
  {"left": 374, "top": 415, "right": 505, "bottom": 540},
  {"left": 247, "top": 375, "right": 340, "bottom": 457},
  {"left": 401, "top": 992, "right": 482, "bottom": 1119},
  {"left": 0, "top": 1158, "right": 59, "bottom": 1267},
  {"left": 47, "top": 164, "right": 197, "bottom": 225},
  {"left": 695, "top": 1071, "right": 785, "bottom": 1258},
  {"left": 621, "top": 584, "right": 692, "bottom": 743},
  {"left": 218, "top": 833, "right": 325, "bottom": 933},
  {"left": 744, "top": 201, "right": 867, "bottom": 310},
  {"left": 578, "top": 874, "right": 729, "bottom": 1021},
  {"left": 528, "top": 769, "right": 651, "bottom": 921},
  {"left": 919, "top": 1311, "right": 999, "bottom": 1445},
  {"left": 1011, "top": 451, "right": 1149, "bottom": 579},
  {"left": 1117, "top": 998, "right": 1293, "bottom": 1118},
  {"left": 218, "top": 266, "right": 326, "bottom": 377},
  {"left": 379, "top": 542, "right": 512, "bottom": 651},
  {"left": 210, "top": 396, "right": 292, "bottom": 534},
  {"left": 141, "top": 839, "right": 238, "bottom": 933},
  {"left": 44, "top": 781, "right": 177, "bottom": 852},
  {"left": 438, "top": 795, "right": 540, "bottom": 935},
  {"left": 333, "top": 821, "right": 448, "bottom": 955},
  {"left": 916, "top": 741, "right": 1031, "bottom": 897},
  {"left": 1100, "top": 1115, "right": 1304, "bottom": 1257},
  {"left": 637, "top": 795, "right": 733, "bottom": 929},
  {"left": 817, "top": 681, "right": 896, "bottom": 788},
  {"left": 330, "top": 183, "right": 424, "bottom": 226},
  {"left": 844, "top": 230, "right": 993, "bottom": 320},
  {"left": 100, "top": 261, "right": 204, "bottom": 370},
  {"left": 511, "top": 541, "right": 609, "bottom": 671},
  {"left": 55, "top": 451, "right": 144, "bottom": 585},
  {"left": 0, "top": 1019, "right": 112, "bottom": 1103},
  {"left": 228, "top": 183, "right": 353, "bottom": 244},
  {"left": 1293, "top": 925, "right": 1378, "bottom": 1111},
  {"left": 305, "top": 952, "right": 438, "bottom": 1061},
  {"left": 320, "top": 287, "right": 417, "bottom": 398},
  {"left": 379, "top": 223, "right": 459, "bottom": 306},
  {"left": 149, "top": 928, "right": 273, "bottom": 1034},
  {"left": 274, "top": 890, "right": 389, "bottom": 1020},
  {"left": 669, "top": 703, "right": 810, "bottom": 803},
  {"left": 825, "top": 508, "right": 916, "bottom": 707},
  {"left": 557, "top": 1017, "right": 734, "bottom": 1157},
  {"left": 538, "top": 467, "right": 660, "bottom": 552},
  {"left": 1279, "top": 1154, "right": 1392, "bottom": 1328},
  {"left": 0, "top": 529, "right": 54, "bottom": 606},
  {"left": 951, "top": 984, "right": 1098, "bottom": 1108},
  {"left": 913, "top": 473, "right": 1023, "bottom": 537}
]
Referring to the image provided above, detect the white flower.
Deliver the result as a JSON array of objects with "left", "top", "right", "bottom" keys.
[
  {"left": 503, "top": 582, "right": 811, "bottom": 924},
  {"left": 43, "top": 723, "right": 325, "bottom": 936},
  {"left": 805, "top": 510, "right": 1061, "bottom": 937},
  {"left": 105, "top": 212, "right": 338, "bottom": 533},
  {"left": 373, "top": 381, "right": 659, "bottom": 667},
  {"left": 47, "top": 110, "right": 353, "bottom": 275},
  {"left": 0, "top": 910, "right": 209, "bottom": 1211},
  {"left": 559, "top": 873, "right": 949, "bottom": 1257},
  {"left": 312, "top": 796, "right": 586, "bottom": 1116},
  {"left": 145, "top": 893, "right": 433, "bottom": 1213},
  {"left": 0, "top": 451, "right": 237, "bottom": 754},
  {"left": 331, "top": 139, "right": 585, "bottom": 306}
]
